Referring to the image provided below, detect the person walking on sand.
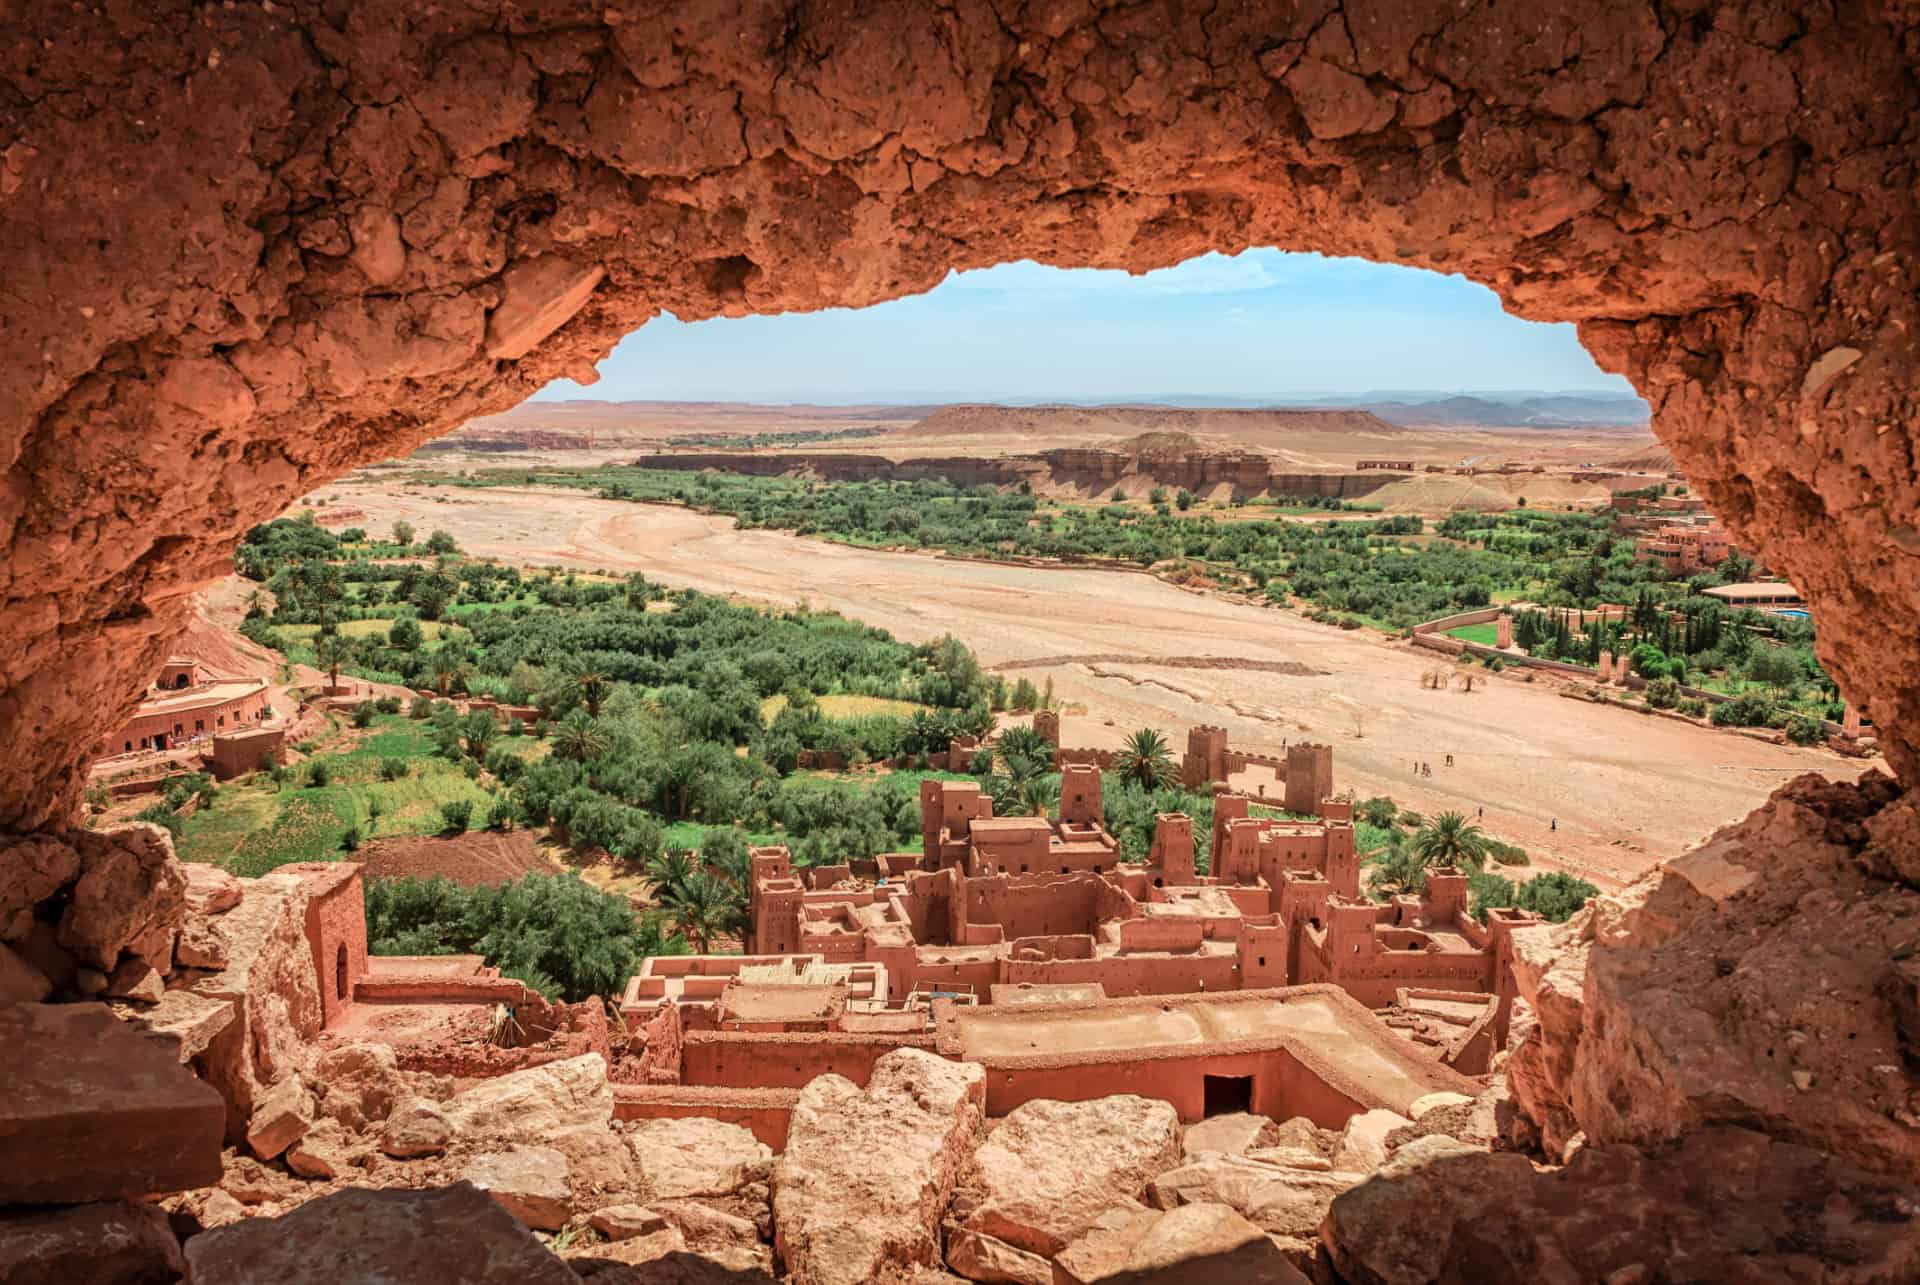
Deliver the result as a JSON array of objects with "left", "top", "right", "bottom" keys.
[{"left": 1551, "top": 818, "right": 1558, "bottom": 832}]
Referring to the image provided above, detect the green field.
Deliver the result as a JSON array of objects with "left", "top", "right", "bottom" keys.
[
  {"left": 176, "top": 714, "right": 506, "bottom": 877},
  {"left": 758, "top": 693, "right": 929, "bottom": 723},
  {"left": 1446, "top": 622, "right": 1499, "bottom": 645},
  {"left": 276, "top": 618, "right": 464, "bottom": 641}
]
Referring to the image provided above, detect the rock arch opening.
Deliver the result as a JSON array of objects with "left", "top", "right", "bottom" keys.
[{"left": 1, "top": 0, "right": 1914, "bottom": 838}]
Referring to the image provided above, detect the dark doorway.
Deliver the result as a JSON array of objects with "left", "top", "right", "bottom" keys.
[
  {"left": 1202, "top": 1074, "right": 1254, "bottom": 1117},
  {"left": 335, "top": 943, "right": 348, "bottom": 1002}
]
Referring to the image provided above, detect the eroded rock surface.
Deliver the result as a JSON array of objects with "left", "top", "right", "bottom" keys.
[
  {"left": 0, "top": 1, "right": 1918, "bottom": 835},
  {"left": 773, "top": 1047, "right": 984, "bottom": 1285},
  {"left": 1323, "top": 1127, "right": 1920, "bottom": 1285}
]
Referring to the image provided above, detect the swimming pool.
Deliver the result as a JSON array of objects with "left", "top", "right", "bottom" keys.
[{"left": 1773, "top": 609, "right": 1810, "bottom": 619}]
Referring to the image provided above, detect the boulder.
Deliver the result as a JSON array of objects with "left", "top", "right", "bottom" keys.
[
  {"left": 773, "top": 1047, "right": 985, "bottom": 1285},
  {"left": 0, "top": 940, "right": 50, "bottom": 1002},
  {"left": 0, "top": 835, "right": 80, "bottom": 940},
  {"left": 1322, "top": 1126, "right": 1920, "bottom": 1285},
  {"left": 184, "top": 1183, "right": 581, "bottom": 1284},
  {"left": 245, "top": 1072, "right": 314, "bottom": 1161},
  {"left": 626, "top": 1116, "right": 772, "bottom": 1199},
  {"left": 590, "top": 1203, "right": 669, "bottom": 1241},
  {"left": 1145, "top": 1153, "right": 1364, "bottom": 1250},
  {"left": 198, "top": 1190, "right": 248, "bottom": 1229},
  {"left": 219, "top": 1153, "right": 303, "bottom": 1206},
  {"left": 1181, "top": 1112, "right": 1267, "bottom": 1159},
  {"left": 1243, "top": 1147, "right": 1331, "bottom": 1172},
  {"left": 944, "top": 1226, "right": 1050, "bottom": 1285},
  {"left": 1407, "top": 1091, "right": 1472, "bottom": 1120},
  {"left": 56, "top": 824, "right": 187, "bottom": 972},
  {"left": 443, "top": 1052, "right": 612, "bottom": 1142},
  {"left": 174, "top": 914, "right": 230, "bottom": 970},
  {"left": 11, "top": 920, "right": 76, "bottom": 992},
  {"left": 652, "top": 1198, "right": 763, "bottom": 1252},
  {"left": 464, "top": 1144, "right": 575, "bottom": 1231},
  {"left": 311, "top": 1041, "right": 405, "bottom": 1130},
  {"left": 182, "top": 862, "right": 243, "bottom": 915},
  {"left": 961, "top": 1095, "right": 1182, "bottom": 1257},
  {"left": 108, "top": 989, "right": 236, "bottom": 1062},
  {"left": 287, "top": 1117, "right": 361, "bottom": 1180},
  {"left": 381, "top": 1095, "right": 453, "bottom": 1157},
  {"left": 1329, "top": 1108, "right": 1412, "bottom": 1174},
  {"left": 0, "top": 1200, "right": 185, "bottom": 1285},
  {"left": 105, "top": 955, "right": 164, "bottom": 1003},
  {"left": 1053, "top": 1203, "right": 1310, "bottom": 1285},
  {"left": 0, "top": 1001, "right": 224, "bottom": 1202}
]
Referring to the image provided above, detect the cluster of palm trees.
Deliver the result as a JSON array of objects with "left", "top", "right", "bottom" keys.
[
  {"left": 644, "top": 846, "right": 749, "bottom": 954},
  {"left": 1363, "top": 810, "right": 1492, "bottom": 899}
]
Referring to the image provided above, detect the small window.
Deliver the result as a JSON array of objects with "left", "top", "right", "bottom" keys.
[{"left": 335, "top": 943, "right": 348, "bottom": 1002}]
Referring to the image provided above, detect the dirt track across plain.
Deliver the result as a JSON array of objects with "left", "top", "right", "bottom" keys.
[{"left": 334, "top": 483, "right": 1860, "bottom": 888}]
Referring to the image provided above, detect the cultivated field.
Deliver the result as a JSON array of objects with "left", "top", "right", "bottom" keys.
[{"left": 326, "top": 481, "right": 1859, "bottom": 890}]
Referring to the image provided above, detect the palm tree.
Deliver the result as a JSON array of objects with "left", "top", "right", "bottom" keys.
[
  {"left": 1016, "top": 774, "right": 1060, "bottom": 818},
  {"left": 1362, "top": 827, "right": 1428, "bottom": 899},
  {"left": 996, "top": 724, "right": 1051, "bottom": 771},
  {"left": 314, "top": 634, "right": 352, "bottom": 693},
  {"left": 461, "top": 709, "right": 499, "bottom": 761},
  {"left": 647, "top": 848, "right": 696, "bottom": 904},
  {"left": 565, "top": 662, "right": 611, "bottom": 717},
  {"left": 430, "top": 654, "right": 467, "bottom": 697},
  {"left": 666, "top": 871, "right": 745, "bottom": 955},
  {"left": 1114, "top": 727, "right": 1177, "bottom": 790},
  {"left": 1410, "top": 811, "right": 1490, "bottom": 871},
  {"left": 552, "top": 710, "right": 607, "bottom": 763}
]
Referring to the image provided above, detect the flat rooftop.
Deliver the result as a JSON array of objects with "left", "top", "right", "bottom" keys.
[
  {"left": 936, "top": 985, "right": 1474, "bottom": 1115},
  {"left": 1705, "top": 581, "right": 1803, "bottom": 602}
]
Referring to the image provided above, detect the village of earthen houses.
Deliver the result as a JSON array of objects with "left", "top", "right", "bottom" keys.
[{"left": 3, "top": 3, "right": 1920, "bottom": 1284}]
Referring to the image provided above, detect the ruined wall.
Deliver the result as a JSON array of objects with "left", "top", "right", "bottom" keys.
[
  {"left": 1, "top": 0, "right": 1917, "bottom": 832},
  {"left": 678, "top": 1030, "right": 929, "bottom": 1091}
]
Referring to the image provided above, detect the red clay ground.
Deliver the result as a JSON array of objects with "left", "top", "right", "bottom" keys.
[{"left": 354, "top": 830, "right": 558, "bottom": 886}]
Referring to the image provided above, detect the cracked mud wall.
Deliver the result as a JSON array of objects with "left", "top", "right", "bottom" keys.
[{"left": 2, "top": 0, "right": 1916, "bottom": 829}]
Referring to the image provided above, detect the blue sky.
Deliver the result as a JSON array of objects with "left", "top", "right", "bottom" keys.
[{"left": 535, "top": 250, "right": 1633, "bottom": 404}]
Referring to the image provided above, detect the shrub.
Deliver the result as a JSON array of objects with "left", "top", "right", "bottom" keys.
[
  {"left": 375, "top": 696, "right": 403, "bottom": 715},
  {"left": 1786, "top": 713, "right": 1825, "bottom": 745},
  {"left": 340, "top": 825, "right": 362, "bottom": 852},
  {"left": 351, "top": 701, "right": 377, "bottom": 728},
  {"left": 379, "top": 757, "right": 408, "bottom": 781},
  {"left": 1710, "top": 691, "right": 1778, "bottom": 727},
  {"left": 409, "top": 694, "right": 434, "bottom": 719},
  {"left": 1678, "top": 697, "right": 1707, "bottom": 717},
  {"left": 969, "top": 748, "right": 996, "bottom": 775},
  {"left": 487, "top": 796, "right": 516, "bottom": 831},
  {"left": 439, "top": 799, "right": 473, "bottom": 833},
  {"left": 364, "top": 871, "right": 685, "bottom": 1001},
  {"left": 508, "top": 718, "right": 525, "bottom": 736},
  {"left": 1357, "top": 796, "right": 1397, "bottom": 828},
  {"left": 1175, "top": 488, "right": 1195, "bottom": 511},
  {"left": 1644, "top": 676, "right": 1682, "bottom": 710},
  {"left": 134, "top": 803, "right": 183, "bottom": 837},
  {"left": 1486, "top": 839, "right": 1530, "bottom": 867},
  {"left": 462, "top": 759, "right": 481, "bottom": 781},
  {"left": 367, "top": 796, "right": 384, "bottom": 821},
  {"left": 306, "top": 760, "right": 331, "bottom": 787}
]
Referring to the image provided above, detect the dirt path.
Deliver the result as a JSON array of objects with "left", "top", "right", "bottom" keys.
[{"left": 333, "top": 483, "right": 1862, "bottom": 888}]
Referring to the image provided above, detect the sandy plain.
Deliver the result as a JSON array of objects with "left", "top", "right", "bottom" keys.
[{"left": 326, "top": 481, "right": 1858, "bottom": 890}]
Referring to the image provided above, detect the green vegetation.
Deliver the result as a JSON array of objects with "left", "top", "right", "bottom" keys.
[
  {"left": 365, "top": 872, "right": 686, "bottom": 1001},
  {"left": 1467, "top": 870, "right": 1601, "bottom": 924},
  {"left": 398, "top": 466, "right": 1822, "bottom": 699}
]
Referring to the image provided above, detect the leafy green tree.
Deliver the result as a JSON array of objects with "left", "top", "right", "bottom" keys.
[
  {"left": 425, "top": 529, "right": 458, "bottom": 555},
  {"left": 1175, "top": 488, "right": 1195, "bottom": 511},
  {"left": 1114, "top": 727, "right": 1177, "bottom": 790},
  {"left": 366, "top": 871, "right": 687, "bottom": 1001},
  {"left": 1357, "top": 796, "right": 1398, "bottom": 828},
  {"left": 391, "top": 519, "right": 415, "bottom": 548},
  {"left": 388, "top": 617, "right": 423, "bottom": 651},
  {"left": 1410, "top": 811, "right": 1491, "bottom": 871},
  {"left": 438, "top": 799, "right": 473, "bottom": 833},
  {"left": 429, "top": 655, "right": 467, "bottom": 697}
]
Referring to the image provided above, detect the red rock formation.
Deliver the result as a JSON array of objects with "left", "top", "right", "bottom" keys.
[{"left": 0, "top": 2, "right": 1916, "bottom": 829}]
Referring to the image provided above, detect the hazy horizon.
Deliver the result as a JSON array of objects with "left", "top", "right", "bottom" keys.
[{"left": 535, "top": 250, "right": 1638, "bottom": 406}]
